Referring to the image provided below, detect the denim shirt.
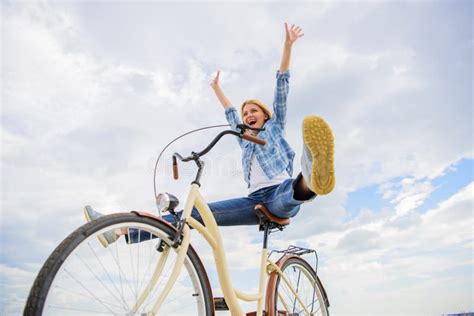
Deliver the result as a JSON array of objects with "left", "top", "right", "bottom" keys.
[{"left": 225, "top": 70, "right": 295, "bottom": 188}]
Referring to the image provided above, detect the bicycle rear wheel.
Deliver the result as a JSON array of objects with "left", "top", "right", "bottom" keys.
[
  {"left": 24, "top": 213, "right": 213, "bottom": 315},
  {"left": 267, "top": 256, "right": 329, "bottom": 316}
]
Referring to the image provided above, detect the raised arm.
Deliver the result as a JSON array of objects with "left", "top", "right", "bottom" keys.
[
  {"left": 272, "top": 23, "right": 304, "bottom": 130},
  {"left": 279, "top": 23, "right": 304, "bottom": 72},
  {"left": 210, "top": 70, "right": 244, "bottom": 146},
  {"left": 210, "top": 70, "right": 232, "bottom": 109}
]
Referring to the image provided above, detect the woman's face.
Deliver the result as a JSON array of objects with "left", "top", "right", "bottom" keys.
[{"left": 242, "top": 103, "right": 269, "bottom": 129}]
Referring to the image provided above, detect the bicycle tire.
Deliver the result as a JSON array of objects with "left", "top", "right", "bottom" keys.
[
  {"left": 24, "top": 212, "right": 214, "bottom": 315},
  {"left": 266, "top": 255, "right": 329, "bottom": 316}
]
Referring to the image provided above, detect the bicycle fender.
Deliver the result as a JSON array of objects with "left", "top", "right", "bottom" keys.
[{"left": 130, "top": 210, "right": 178, "bottom": 230}]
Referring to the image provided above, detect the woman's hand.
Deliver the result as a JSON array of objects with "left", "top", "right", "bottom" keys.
[
  {"left": 279, "top": 23, "right": 303, "bottom": 73},
  {"left": 210, "top": 70, "right": 232, "bottom": 109},
  {"left": 210, "top": 70, "right": 220, "bottom": 90},
  {"left": 284, "top": 22, "right": 304, "bottom": 45}
]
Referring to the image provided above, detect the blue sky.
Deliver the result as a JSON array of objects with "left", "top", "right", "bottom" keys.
[
  {"left": 1, "top": 1, "right": 473, "bottom": 315},
  {"left": 346, "top": 158, "right": 473, "bottom": 220}
]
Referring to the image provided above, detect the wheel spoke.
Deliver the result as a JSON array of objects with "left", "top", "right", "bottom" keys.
[
  {"left": 63, "top": 268, "right": 116, "bottom": 313},
  {"left": 274, "top": 257, "right": 328, "bottom": 316},
  {"left": 86, "top": 241, "right": 128, "bottom": 310},
  {"left": 73, "top": 251, "right": 124, "bottom": 309}
]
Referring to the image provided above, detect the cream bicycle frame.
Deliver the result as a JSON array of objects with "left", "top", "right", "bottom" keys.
[{"left": 141, "top": 183, "right": 313, "bottom": 316}]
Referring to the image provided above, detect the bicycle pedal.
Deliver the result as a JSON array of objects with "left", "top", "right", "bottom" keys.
[
  {"left": 245, "top": 311, "right": 267, "bottom": 315},
  {"left": 213, "top": 297, "right": 229, "bottom": 311}
]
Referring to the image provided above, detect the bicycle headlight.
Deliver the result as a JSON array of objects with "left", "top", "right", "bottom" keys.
[
  {"left": 156, "top": 193, "right": 170, "bottom": 213},
  {"left": 156, "top": 192, "right": 179, "bottom": 214}
]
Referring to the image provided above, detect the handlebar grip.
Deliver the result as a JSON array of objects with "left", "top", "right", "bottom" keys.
[
  {"left": 242, "top": 134, "right": 266, "bottom": 145},
  {"left": 172, "top": 156, "right": 179, "bottom": 179}
]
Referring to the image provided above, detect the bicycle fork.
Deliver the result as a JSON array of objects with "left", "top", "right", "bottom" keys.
[{"left": 130, "top": 225, "right": 191, "bottom": 315}]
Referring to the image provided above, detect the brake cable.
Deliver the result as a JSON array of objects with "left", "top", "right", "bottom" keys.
[{"left": 153, "top": 124, "right": 230, "bottom": 199}]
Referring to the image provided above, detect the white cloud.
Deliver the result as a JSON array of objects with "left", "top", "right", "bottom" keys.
[
  {"left": 388, "top": 177, "right": 435, "bottom": 216},
  {"left": 0, "top": 264, "right": 37, "bottom": 315}
]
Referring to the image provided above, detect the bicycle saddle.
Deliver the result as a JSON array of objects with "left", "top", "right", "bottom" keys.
[{"left": 254, "top": 204, "right": 290, "bottom": 231}]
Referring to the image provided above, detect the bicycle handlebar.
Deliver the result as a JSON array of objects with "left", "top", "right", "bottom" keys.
[
  {"left": 242, "top": 134, "right": 266, "bottom": 145},
  {"left": 172, "top": 126, "right": 266, "bottom": 180}
]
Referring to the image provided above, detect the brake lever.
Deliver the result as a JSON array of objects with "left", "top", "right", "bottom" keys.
[{"left": 236, "top": 124, "right": 265, "bottom": 132}]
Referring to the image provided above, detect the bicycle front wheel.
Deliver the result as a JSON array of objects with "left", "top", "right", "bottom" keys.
[
  {"left": 267, "top": 256, "right": 329, "bottom": 316},
  {"left": 24, "top": 213, "right": 213, "bottom": 315}
]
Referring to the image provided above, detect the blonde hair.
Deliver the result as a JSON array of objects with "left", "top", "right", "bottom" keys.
[{"left": 240, "top": 99, "right": 273, "bottom": 120}]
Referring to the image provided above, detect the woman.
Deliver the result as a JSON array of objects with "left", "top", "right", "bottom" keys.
[{"left": 84, "top": 23, "right": 335, "bottom": 247}]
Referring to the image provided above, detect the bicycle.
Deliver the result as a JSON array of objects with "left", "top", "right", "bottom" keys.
[{"left": 24, "top": 124, "right": 330, "bottom": 315}]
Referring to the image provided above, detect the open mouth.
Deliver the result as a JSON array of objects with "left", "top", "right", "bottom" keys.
[{"left": 247, "top": 118, "right": 257, "bottom": 127}]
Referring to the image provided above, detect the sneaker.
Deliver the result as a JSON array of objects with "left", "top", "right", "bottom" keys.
[
  {"left": 83, "top": 205, "right": 118, "bottom": 248},
  {"left": 301, "top": 116, "right": 335, "bottom": 195}
]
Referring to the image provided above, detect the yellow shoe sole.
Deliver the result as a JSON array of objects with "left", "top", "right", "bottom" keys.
[{"left": 303, "top": 116, "right": 335, "bottom": 195}]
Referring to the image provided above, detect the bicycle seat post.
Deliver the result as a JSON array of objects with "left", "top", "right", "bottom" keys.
[
  {"left": 254, "top": 204, "right": 290, "bottom": 249},
  {"left": 262, "top": 222, "right": 270, "bottom": 250},
  {"left": 251, "top": 204, "right": 290, "bottom": 316}
]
